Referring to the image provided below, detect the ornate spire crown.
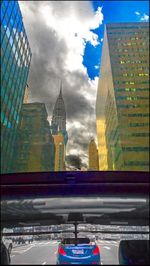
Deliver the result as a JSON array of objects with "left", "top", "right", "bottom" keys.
[{"left": 51, "top": 80, "right": 66, "bottom": 132}]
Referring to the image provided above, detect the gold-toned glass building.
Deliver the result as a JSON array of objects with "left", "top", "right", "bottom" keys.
[
  {"left": 53, "top": 134, "right": 65, "bottom": 171},
  {"left": 96, "top": 22, "right": 149, "bottom": 171},
  {"left": 88, "top": 139, "right": 99, "bottom": 171}
]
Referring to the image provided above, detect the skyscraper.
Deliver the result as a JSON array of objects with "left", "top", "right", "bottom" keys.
[
  {"left": 14, "top": 103, "right": 55, "bottom": 172},
  {"left": 51, "top": 83, "right": 68, "bottom": 171},
  {"left": 1, "top": 0, "right": 32, "bottom": 173},
  {"left": 96, "top": 22, "right": 149, "bottom": 171},
  {"left": 51, "top": 83, "right": 68, "bottom": 145},
  {"left": 88, "top": 139, "right": 99, "bottom": 171}
]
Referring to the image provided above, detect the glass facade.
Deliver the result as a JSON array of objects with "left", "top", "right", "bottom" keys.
[
  {"left": 96, "top": 22, "right": 149, "bottom": 171},
  {"left": 1, "top": 0, "right": 32, "bottom": 173},
  {"left": 88, "top": 139, "right": 99, "bottom": 171},
  {"left": 13, "top": 103, "right": 55, "bottom": 172}
]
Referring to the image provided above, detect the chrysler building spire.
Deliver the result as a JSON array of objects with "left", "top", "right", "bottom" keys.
[
  {"left": 51, "top": 81, "right": 68, "bottom": 145},
  {"left": 52, "top": 81, "right": 66, "bottom": 131},
  {"left": 60, "top": 80, "right": 62, "bottom": 96}
]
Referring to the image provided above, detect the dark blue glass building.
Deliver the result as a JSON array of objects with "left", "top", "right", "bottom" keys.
[{"left": 1, "top": 0, "right": 32, "bottom": 173}]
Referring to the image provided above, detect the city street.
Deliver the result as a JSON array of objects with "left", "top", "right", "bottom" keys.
[{"left": 10, "top": 240, "right": 119, "bottom": 265}]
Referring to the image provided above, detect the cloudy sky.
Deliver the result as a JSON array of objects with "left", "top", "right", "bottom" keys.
[{"left": 19, "top": 0, "right": 149, "bottom": 169}]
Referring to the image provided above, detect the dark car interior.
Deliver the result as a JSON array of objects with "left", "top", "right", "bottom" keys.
[
  {"left": 118, "top": 240, "right": 149, "bottom": 265},
  {"left": 1, "top": 171, "right": 149, "bottom": 265},
  {"left": 1, "top": 242, "right": 11, "bottom": 265}
]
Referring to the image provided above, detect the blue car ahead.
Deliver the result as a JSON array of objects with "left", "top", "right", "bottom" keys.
[{"left": 56, "top": 237, "right": 101, "bottom": 265}]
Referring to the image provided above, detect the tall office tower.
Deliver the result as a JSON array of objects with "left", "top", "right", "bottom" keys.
[
  {"left": 14, "top": 103, "right": 55, "bottom": 172},
  {"left": 53, "top": 134, "right": 65, "bottom": 171},
  {"left": 51, "top": 83, "right": 68, "bottom": 145},
  {"left": 51, "top": 83, "right": 68, "bottom": 170},
  {"left": 96, "top": 22, "right": 149, "bottom": 171},
  {"left": 1, "top": 0, "right": 32, "bottom": 173},
  {"left": 88, "top": 139, "right": 99, "bottom": 171}
]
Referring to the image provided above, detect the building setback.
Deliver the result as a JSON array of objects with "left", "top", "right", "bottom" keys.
[
  {"left": 96, "top": 22, "right": 149, "bottom": 171},
  {"left": 14, "top": 103, "right": 55, "bottom": 172},
  {"left": 88, "top": 139, "right": 99, "bottom": 171},
  {"left": 1, "top": 0, "right": 32, "bottom": 173}
]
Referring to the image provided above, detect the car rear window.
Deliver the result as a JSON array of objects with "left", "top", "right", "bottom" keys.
[{"left": 62, "top": 238, "right": 90, "bottom": 244}]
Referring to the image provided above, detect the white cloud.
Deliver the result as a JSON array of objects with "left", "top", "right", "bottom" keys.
[
  {"left": 140, "top": 13, "right": 149, "bottom": 22},
  {"left": 37, "top": 2, "right": 103, "bottom": 72},
  {"left": 135, "top": 11, "right": 149, "bottom": 22},
  {"left": 67, "top": 121, "right": 85, "bottom": 131},
  {"left": 135, "top": 11, "right": 140, "bottom": 16},
  {"left": 87, "top": 76, "right": 99, "bottom": 105}
]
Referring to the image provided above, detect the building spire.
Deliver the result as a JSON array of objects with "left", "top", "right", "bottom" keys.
[
  {"left": 51, "top": 78, "right": 68, "bottom": 145},
  {"left": 59, "top": 80, "right": 62, "bottom": 97}
]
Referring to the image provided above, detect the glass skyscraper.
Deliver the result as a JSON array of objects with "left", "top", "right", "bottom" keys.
[
  {"left": 96, "top": 22, "right": 149, "bottom": 171},
  {"left": 1, "top": 0, "right": 32, "bottom": 173}
]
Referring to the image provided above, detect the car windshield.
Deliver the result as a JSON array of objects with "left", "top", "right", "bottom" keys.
[
  {"left": 1, "top": 0, "right": 149, "bottom": 265},
  {"left": 62, "top": 238, "right": 90, "bottom": 245}
]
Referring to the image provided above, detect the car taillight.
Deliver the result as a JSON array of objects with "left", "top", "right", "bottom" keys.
[
  {"left": 58, "top": 246, "right": 66, "bottom": 255},
  {"left": 93, "top": 245, "right": 99, "bottom": 255}
]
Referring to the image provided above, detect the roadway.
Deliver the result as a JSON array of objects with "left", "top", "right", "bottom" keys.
[{"left": 10, "top": 240, "right": 119, "bottom": 265}]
